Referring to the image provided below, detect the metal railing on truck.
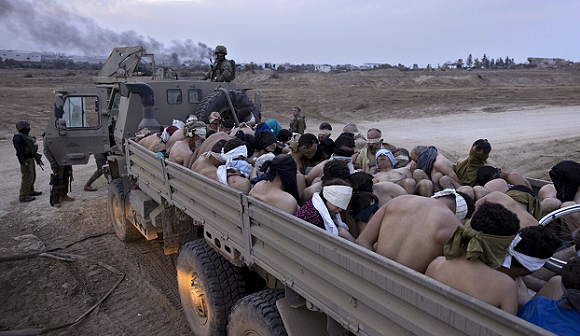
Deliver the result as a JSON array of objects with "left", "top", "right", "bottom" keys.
[{"left": 126, "top": 139, "right": 556, "bottom": 336}]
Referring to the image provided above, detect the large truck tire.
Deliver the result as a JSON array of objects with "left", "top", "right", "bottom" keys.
[
  {"left": 195, "top": 90, "right": 260, "bottom": 125},
  {"left": 227, "top": 289, "right": 288, "bottom": 336},
  {"left": 107, "top": 178, "right": 141, "bottom": 242},
  {"left": 177, "top": 239, "right": 245, "bottom": 336}
]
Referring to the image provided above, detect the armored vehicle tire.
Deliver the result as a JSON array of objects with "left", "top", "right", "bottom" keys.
[
  {"left": 177, "top": 239, "right": 245, "bottom": 336},
  {"left": 195, "top": 90, "right": 259, "bottom": 125},
  {"left": 227, "top": 289, "right": 287, "bottom": 336},
  {"left": 107, "top": 178, "right": 141, "bottom": 242}
]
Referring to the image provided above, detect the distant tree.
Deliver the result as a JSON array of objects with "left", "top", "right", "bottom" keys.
[
  {"left": 244, "top": 62, "right": 259, "bottom": 73},
  {"left": 482, "top": 54, "right": 490, "bottom": 69},
  {"left": 426, "top": 64, "right": 432, "bottom": 70},
  {"left": 456, "top": 58, "right": 464, "bottom": 69},
  {"left": 412, "top": 63, "right": 419, "bottom": 70},
  {"left": 277, "top": 65, "right": 286, "bottom": 72},
  {"left": 466, "top": 54, "right": 473, "bottom": 68},
  {"left": 496, "top": 57, "right": 504, "bottom": 68},
  {"left": 490, "top": 59, "right": 495, "bottom": 68},
  {"left": 473, "top": 58, "right": 481, "bottom": 68},
  {"left": 505, "top": 56, "right": 511, "bottom": 67}
]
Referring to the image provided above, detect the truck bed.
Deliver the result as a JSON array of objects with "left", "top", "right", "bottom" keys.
[{"left": 126, "top": 139, "right": 556, "bottom": 336}]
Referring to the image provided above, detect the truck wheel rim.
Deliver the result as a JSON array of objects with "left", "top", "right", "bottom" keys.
[
  {"left": 112, "top": 195, "right": 124, "bottom": 227},
  {"left": 188, "top": 271, "right": 208, "bottom": 324},
  {"left": 242, "top": 331, "right": 259, "bottom": 336}
]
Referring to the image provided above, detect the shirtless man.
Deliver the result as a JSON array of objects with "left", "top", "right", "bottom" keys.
[
  {"left": 168, "top": 122, "right": 206, "bottom": 167},
  {"left": 248, "top": 130, "right": 277, "bottom": 163},
  {"left": 166, "top": 114, "right": 197, "bottom": 153},
  {"left": 305, "top": 132, "right": 355, "bottom": 186},
  {"left": 192, "top": 139, "right": 228, "bottom": 180},
  {"left": 192, "top": 138, "right": 251, "bottom": 192},
  {"left": 189, "top": 131, "right": 232, "bottom": 168},
  {"left": 342, "top": 124, "right": 366, "bottom": 153},
  {"left": 496, "top": 225, "right": 561, "bottom": 309},
  {"left": 288, "top": 133, "right": 318, "bottom": 194},
  {"left": 411, "top": 145, "right": 462, "bottom": 194},
  {"left": 476, "top": 191, "right": 540, "bottom": 228},
  {"left": 249, "top": 154, "right": 301, "bottom": 214},
  {"left": 301, "top": 159, "right": 351, "bottom": 204},
  {"left": 538, "top": 160, "right": 580, "bottom": 233},
  {"left": 138, "top": 131, "right": 167, "bottom": 152},
  {"left": 217, "top": 138, "right": 252, "bottom": 192},
  {"left": 458, "top": 139, "right": 533, "bottom": 193},
  {"left": 425, "top": 202, "right": 521, "bottom": 314},
  {"left": 229, "top": 110, "right": 256, "bottom": 136},
  {"left": 356, "top": 194, "right": 466, "bottom": 273},
  {"left": 318, "top": 122, "right": 334, "bottom": 159},
  {"left": 372, "top": 148, "right": 416, "bottom": 194},
  {"left": 352, "top": 128, "right": 395, "bottom": 173}
]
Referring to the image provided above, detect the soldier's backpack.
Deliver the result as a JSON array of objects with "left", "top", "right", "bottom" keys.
[{"left": 229, "top": 59, "right": 236, "bottom": 80}]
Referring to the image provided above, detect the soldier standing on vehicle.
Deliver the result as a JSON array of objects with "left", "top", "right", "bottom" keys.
[
  {"left": 13, "top": 121, "right": 43, "bottom": 202},
  {"left": 204, "top": 45, "right": 235, "bottom": 82},
  {"left": 289, "top": 107, "right": 306, "bottom": 135}
]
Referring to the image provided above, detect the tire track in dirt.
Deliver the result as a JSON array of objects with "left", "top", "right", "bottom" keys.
[{"left": 60, "top": 234, "right": 191, "bottom": 335}]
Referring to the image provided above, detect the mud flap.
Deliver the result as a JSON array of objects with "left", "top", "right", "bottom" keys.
[{"left": 161, "top": 207, "right": 200, "bottom": 255}]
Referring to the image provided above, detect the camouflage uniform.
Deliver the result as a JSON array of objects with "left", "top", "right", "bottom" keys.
[
  {"left": 289, "top": 115, "right": 307, "bottom": 134},
  {"left": 204, "top": 45, "right": 235, "bottom": 82},
  {"left": 43, "top": 137, "right": 73, "bottom": 203},
  {"left": 13, "top": 121, "right": 39, "bottom": 201}
]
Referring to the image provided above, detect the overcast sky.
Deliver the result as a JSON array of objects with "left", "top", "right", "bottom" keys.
[{"left": 1, "top": 0, "right": 578, "bottom": 67}]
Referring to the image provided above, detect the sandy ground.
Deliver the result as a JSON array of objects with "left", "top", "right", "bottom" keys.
[{"left": 0, "top": 66, "right": 579, "bottom": 335}]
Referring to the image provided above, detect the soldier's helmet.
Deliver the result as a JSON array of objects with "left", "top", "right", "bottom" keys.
[
  {"left": 214, "top": 45, "right": 227, "bottom": 55},
  {"left": 16, "top": 120, "right": 30, "bottom": 131}
]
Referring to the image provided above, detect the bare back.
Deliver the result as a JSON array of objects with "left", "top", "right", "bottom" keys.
[
  {"left": 168, "top": 139, "right": 193, "bottom": 167},
  {"left": 374, "top": 195, "right": 461, "bottom": 273},
  {"left": 249, "top": 181, "right": 299, "bottom": 214},
  {"left": 476, "top": 191, "right": 539, "bottom": 228},
  {"left": 426, "top": 255, "right": 519, "bottom": 315},
  {"left": 166, "top": 129, "right": 185, "bottom": 153}
]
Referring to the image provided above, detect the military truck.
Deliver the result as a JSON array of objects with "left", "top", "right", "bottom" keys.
[{"left": 44, "top": 47, "right": 568, "bottom": 336}]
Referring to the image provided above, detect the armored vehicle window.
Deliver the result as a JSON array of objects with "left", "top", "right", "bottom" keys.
[
  {"left": 167, "top": 89, "right": 182, "bottom": 105},
  {"left": 63, "top": 96, "right": 100, "bottom": 129},
  {"left": 188, "top": 89, "right": 202, "bottom": 103},
  {"left": 110, "top": 90, "right": 121, "bottom": 110}
]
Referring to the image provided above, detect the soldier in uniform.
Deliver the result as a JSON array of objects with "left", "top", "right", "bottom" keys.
[
  {"left": 43, "top": 136, "right": 75, "bottom": 206},
  {"left": 204, "top": 45, "right": 235, "bottom": 82},
  {"left": 13, "top": 121, "right": 42, "bottom": 202},
  {"left": 289, "top": 107, "right": 306, "bottom": 134},
  {"left": 84, "top": 153, "right": 107, "bottom": 191}
]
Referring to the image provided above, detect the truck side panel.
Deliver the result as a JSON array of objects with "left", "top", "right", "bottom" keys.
[{"left": 125, "top": 140, "right": 555, "bottom": 336}]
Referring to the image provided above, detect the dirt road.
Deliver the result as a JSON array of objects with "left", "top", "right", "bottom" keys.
[{"left": 1, "top": 67, "right": 579, "bottom": 335}]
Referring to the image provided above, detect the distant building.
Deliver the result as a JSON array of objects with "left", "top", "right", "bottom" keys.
[
  {"left": 0, "top": 50, "right": 41, "bottom": 62},
  {"left": 71, "top": 55, "right": 108, "bottom": 64},
  {"left": 362, "top": 63, "right": 382, "bottom": 69},
  {"left": 527, "top": 57, "right": 569, "bottom": 68},
  {"left": 262, "top": 62, "right": 278, "bottom": 70},
  {"left": 315, "top": 64, "right": 332, "bottom": 73}
]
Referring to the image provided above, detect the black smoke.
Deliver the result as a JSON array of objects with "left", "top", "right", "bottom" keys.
[{"left": 0, "top": 0, "right": 213, "bottom": 64}]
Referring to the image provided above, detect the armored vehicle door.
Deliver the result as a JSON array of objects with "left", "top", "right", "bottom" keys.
[{"left": 44, "top": 87, "right": 110, "bottom": 165}]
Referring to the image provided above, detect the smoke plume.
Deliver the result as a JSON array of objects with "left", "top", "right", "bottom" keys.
[{"left": 0, "top": 0, "right": 213, "bottom": 65}]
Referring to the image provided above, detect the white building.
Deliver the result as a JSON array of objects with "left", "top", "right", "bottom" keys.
[
  {"left": 0, "top": 50, "right": 42, "bottom": 62},
  {"left": 71, "top": 55, "right": 108, "bottom": 64},
  {"left": 315, "top": 64, "right": 332, "bottom": 73}
]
